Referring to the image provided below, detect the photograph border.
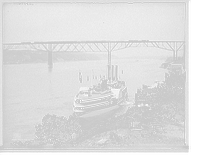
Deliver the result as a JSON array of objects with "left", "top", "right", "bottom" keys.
[{"left": 0, "top": 0, "right": 190, "bottom": 152}]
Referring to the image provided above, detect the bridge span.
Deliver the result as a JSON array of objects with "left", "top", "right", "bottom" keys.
[{"left": 3, "top": 40, "right": 185, "bottom": 77}]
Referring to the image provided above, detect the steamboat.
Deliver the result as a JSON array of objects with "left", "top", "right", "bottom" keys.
[{"left": 73, "top": 65, "right": 128, "bottom": 118}]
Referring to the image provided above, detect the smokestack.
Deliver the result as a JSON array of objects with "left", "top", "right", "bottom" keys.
[
  {"left": 107, "top": 65, "right": 111, "bottom": 81},
  {"left": 112, "top": 65, "right": 115, "bottom": 81},
  {"left": 115, "top": 65, "right": 118, "bottom": 81}
]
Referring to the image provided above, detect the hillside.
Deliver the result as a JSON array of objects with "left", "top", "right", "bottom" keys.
[{"left": 3, "top": 50, "right": 107, "bottom": 64}]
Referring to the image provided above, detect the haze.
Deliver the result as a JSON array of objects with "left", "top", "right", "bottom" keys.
[{"left": 3, "top": 2, "right": 186, "bottom": 43}]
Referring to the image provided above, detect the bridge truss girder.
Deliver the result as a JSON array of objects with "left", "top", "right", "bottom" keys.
[
  {"left": 3, "top": 40, "right": 185, "bottom": 76},
  {"left": 3, "top": 40, "right": 185, "bottom": 53}
]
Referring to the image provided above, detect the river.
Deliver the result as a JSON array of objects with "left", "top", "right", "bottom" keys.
[{"left": 2, "top": 58, "right": 167, "bottom": 147}]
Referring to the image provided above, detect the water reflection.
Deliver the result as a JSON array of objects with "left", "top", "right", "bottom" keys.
[{"left": 48, "top": 66, "right": 53, "bottom": 73}]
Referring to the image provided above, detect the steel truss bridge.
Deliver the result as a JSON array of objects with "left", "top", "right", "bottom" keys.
[{"left": 3, "top": 40, "right": 185, "bottom": 78}]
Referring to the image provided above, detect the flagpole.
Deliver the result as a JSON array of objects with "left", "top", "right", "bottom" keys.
[
  {"left": 78, "top": 69, "right": 81, "bottom": 83},
  {"left": 79, "top": 69, "right": 82, "bottom": 83},
  {"left": 90, "top": 69, "right": 93, "bottom": 86}
]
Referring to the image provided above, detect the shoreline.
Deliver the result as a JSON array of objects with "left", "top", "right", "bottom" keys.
[
  {"left": 2, "top": 57, "right": 185, "bottom": 149},
  {"left": 58, "top": 113, "right": 187, "bottom": 149},
  {"left": 6, "top": 105, "right": 188, "bottom": 150}
]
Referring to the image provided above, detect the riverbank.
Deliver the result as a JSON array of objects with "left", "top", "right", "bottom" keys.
[
  {"left": 7, "top": 108, "right": 187, "bottom": 150},
  {"left": 55, "top": 113, "right": 186, "bottom": 149}
]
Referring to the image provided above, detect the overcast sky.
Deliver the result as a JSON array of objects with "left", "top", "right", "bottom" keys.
[{"left": 3, "top": 2, "right": 186, "bottom": 43}]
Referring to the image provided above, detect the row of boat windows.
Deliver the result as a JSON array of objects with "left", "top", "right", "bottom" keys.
[
  {"left": 75, "top": 101, "right": 113, "bottom": 110},
  {"left": 80, "top": 90, "right": 110, "bottom": 95},
  {"left": 76, "top": 95, "right": 112, "bottom": 104},
  {"left": 75, "top": 104, "right": 102, "bottom": 110},
  {"left": 110, "top": 81, "right": 125, "bottom": 88}
]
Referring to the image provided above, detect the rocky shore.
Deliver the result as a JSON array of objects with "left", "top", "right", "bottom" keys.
[
  {"left": 54, "top": 116, "right": 186, "bottom": 149},
  {"left": 9, "top": 108, "right": 188, "bottom": 150}
]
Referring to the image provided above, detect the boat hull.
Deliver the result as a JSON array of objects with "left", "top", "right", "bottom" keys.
[
  {"left": 73, "top": 93, "right": 127, "bottom": 116},
  {"left": 73, "top": 79, "right": 128, "bottom": 120}
]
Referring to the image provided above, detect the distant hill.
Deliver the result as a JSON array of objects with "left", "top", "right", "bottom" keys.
[{"left": 3, "top": 50, "right": 107, "bottom": 64}]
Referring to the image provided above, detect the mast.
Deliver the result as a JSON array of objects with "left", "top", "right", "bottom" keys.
[{"left": 107, "top": 42, "right": 111, "bottom": 82}]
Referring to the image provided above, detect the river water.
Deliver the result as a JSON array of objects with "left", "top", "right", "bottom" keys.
[{"left": 3, "top": 58, "right": 167, "bottom": 147}]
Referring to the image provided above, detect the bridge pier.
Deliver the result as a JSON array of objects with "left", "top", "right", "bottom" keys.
[
  {"left": 173, "top": 42, "right": 178, "bottom": 61},
  {"left": 173, "top": 49, "right": 178, "bottom": 61},
  {"left": 176, "top": 50, "right": 178, "bottom": 60},
  {"left": 48, "top": 44, "right": 53, "bottom": 69},
  {"left": 3, "top": 40, "right": 185, "bottom": 70},
  {"left": 107, "top": 43, "right": 112, "bottom": 82}
]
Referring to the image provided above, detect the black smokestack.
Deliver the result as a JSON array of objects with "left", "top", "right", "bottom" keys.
[
  {"left": 107, "top": 65, "right": 111, "bottom": 81},
  {"left": 115, "top": 65, "right": 118, "bottom": 81},
  {"left": 112, "top": 65, "right": 115, "bottom": 81}
]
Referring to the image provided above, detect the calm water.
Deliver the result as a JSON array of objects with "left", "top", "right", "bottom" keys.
[{"left": 3, "top": 58, "right": 166, "bottom": 147}]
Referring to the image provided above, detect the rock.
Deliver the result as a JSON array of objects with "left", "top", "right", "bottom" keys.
[
  {"left": 96, "top": 138, "right": 109, "bottom": 146},
  {"left": 141, "top": 132, "right": 153, "bottom": 137},
  {"left": 123, "top": 136, "right": 127, "bottom": 139},
  {"left": 110, "top": 132, "right": 121, "bottom": 140},
  {"left": 150, "top": 118, "right": 160, "bottom": 124},
  {"left": 153, "top": 125, "right": 163, "bottom": 132}
]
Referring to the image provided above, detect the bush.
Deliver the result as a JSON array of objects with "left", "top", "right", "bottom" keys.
[
  {"left": 126, "top": 106, "right": 149, "bottom": 117},
  {"left": 153, "top": 74, "right": 185, "bottom": 121},
  {"left": 13, "top": 114, "right": 81, "bottom": 146}
]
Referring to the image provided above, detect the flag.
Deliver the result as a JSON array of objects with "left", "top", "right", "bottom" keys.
[{"left": 79, "top": 72, "right": 82, "bottom": 83}]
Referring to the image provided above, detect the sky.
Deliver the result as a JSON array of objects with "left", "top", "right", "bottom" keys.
[{"left": 3, "top": 2, "right": 186, "bottom": 43}]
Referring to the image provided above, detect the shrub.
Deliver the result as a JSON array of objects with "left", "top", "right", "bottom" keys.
[
  {"left": 153, "top": 73, "right": 185, "bottom": 121},
  {"left": 126, "top": 106, "right": 149, "bottom": 117},
  {"left": 12, "top": 114, "right": 81, "bottom": 146}
]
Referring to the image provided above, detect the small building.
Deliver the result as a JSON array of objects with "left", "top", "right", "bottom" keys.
[
  {"left": 135, "top": 85, "right": 157, "bottom": 107},
  {"left": 167, "top": 60, "right": 185, "bottom": 75},
  {"left": 160, "top": 62, "right": 171, "bottom": 69}
]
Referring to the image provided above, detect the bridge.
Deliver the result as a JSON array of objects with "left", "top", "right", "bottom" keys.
[{"left": 3, "top": 40, "right": 185, "bottom": 78}]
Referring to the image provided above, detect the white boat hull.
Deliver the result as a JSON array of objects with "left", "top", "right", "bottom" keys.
[
  {"left": 73, "top": 79, "right": 128, "bottom": 119},
  {"left": 73, "top": 92, "right": 127, "bottom": 116}
]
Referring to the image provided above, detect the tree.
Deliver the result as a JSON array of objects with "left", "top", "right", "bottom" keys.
[
  {"left": 25, "top": 114, "right": 81, "bottom": 146},
  {"left": 153, "top": 73, "right": 185, "bottom": 121}
]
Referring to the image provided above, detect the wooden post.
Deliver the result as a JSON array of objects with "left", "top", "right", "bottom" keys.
[{"left": 48, "top": 44, "right": 53, "bottom": 69}]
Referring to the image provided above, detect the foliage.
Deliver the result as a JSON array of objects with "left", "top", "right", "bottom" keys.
[
  {"left": 153, "top": 73, "right": 185, "bottom": 121},
  {"left": 13, "top": 114, "right": 81, "bottom": 146},
  {"left": 126, "top": 106, "right": 149, "bottom": 117},
  {"left": 103, "top": 107, "right": 152, "bottom": 126}
]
